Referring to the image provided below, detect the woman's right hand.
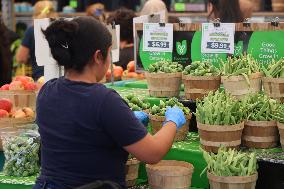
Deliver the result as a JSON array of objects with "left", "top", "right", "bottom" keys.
[{"left": 163, "top": 106, "right": 186, "bottom": 130}]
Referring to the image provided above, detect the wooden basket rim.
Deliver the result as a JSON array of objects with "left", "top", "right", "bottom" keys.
[
  {"left": 0, "top": 90, "right": 36, "bottom": 95},
  {"left": 277, "top": 122, "right": 284, "bottom": 129},
  {"left": 145, "top": 72, "right": 182, "bottom": 78},
  {"left": 197, "top": 121, "right": 244, "bottom": 131},
  {"left": 245, "top": 120, "right": 277, "bottom": 127},
  {"left": 0, "top": 117, "right": 35, "bottom": 123},
  {"left": 221, "top": 72, "right": 263, "bottom": 82},
  {"left": 149, "top": 113, "right": 192, "bottom": 121},
  {"left": 262, "top": 77, "right": 284, "bottom": 83},
  {"left": 207, "top": 172, "right": 258, "bottom": 184},
  {"left": 182, "top": 74, "right": 221, "bottom": 81},
  {"left": 126, "top": 158, "right": 140, "bottom": 166},
  {"left": 146, "top": 160, "right": 194, "bottom": 176}
]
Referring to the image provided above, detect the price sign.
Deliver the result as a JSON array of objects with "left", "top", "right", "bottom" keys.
[
  {"left": 201, "top": 23, "right": 235, "bottom": 54},
  {"left": 143, "top": 23, "right": 173, "bottom": 52}
]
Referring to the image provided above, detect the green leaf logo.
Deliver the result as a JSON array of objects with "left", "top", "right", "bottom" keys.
[{"left": 176, "top": 40, "right": 187, "bottom": 56}]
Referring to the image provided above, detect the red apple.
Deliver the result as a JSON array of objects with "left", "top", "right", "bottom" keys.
[
  {"left": 14, "top": 76, "right": 34, "bottom": 86},
  {"left": 24, "top": 82, "right": 37, "bottom": 90},
  {"left": 9, "top": 81, "right": 24, "bottom": 90},
  {"left": 1, "top": 84, "right": 10, "bottom": 90},
  {"left": 0, "top": 99, "right": 12, "bottom": 113},
  {"left": 0, "top": 109, "right": 9, "bottom": 118}
]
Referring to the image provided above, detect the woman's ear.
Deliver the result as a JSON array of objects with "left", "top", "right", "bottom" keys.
[{"left": 93, "top": 50, "right": 104, "bottom": 65}]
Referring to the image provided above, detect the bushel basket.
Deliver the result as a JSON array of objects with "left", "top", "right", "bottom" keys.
[
  {"left": 125, "top": 158, "right": 140, "bottom": 187},
  {"left": 146, "top": 160, "right": 194, "bottom": 189},
  {"left": 263, "top": 77, "right": 284, "bottom": 103},
  {"left": 145, "top": 72, "right": 182, "bottom": 98},
  {"left": 222, "top": 72, "right": 262, "bottom": 99},
  {"left": 0, "top": 90, "right": 36, "bottom": 110},
  {"left": 182, "top": 75, "right": 221, "bottom": 100},
  {"left": 277, "top": 122, "right": 284, "bottom": 149},
  {"left": 197, "top": 122, "right": 244, "bottom": 153},
  {"left": 149, "top": 114, "right": 192, "bottom": 142},
  {"left": 207, "top": 172, "right": 258, "bottom": 189},
  {"left": 243, "top": 120, "right": 279, "bottom": 149}
]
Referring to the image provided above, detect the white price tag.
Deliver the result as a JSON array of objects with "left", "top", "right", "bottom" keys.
[
  {"left": 143, "top": 23, "right": 173, "bottom": 52},
  {"left": 201, "top": 23, "right": 235, "bottom": 54}
]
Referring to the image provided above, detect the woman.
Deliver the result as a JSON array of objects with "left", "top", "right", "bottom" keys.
[
  {"left": 0, "top": 19, "right": 18, "bottom": 86},
  {"left": 34, "top": 17, "right": 186, "bottom": 189},
  {"left": 107, "top": 8, "right": 136, "bottom": 69},
  {"left": 207, "top": 0, "right": 244, "bottom": 23},
  {"left": 16, "top": 0, "right": 57, "bottom": 81}
]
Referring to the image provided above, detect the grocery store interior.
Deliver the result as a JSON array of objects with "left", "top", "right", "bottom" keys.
[{"left": 0, "top": 0, "right": 284, "bottom": 189}]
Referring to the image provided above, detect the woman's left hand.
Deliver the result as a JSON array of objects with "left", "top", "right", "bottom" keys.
[{"left": 133, "top": 111, "right": 149, "bottom": 127}]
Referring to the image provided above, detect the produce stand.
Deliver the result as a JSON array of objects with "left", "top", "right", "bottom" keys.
[{"left": 0, "top": 79, "right": 283, "bottom": 189}]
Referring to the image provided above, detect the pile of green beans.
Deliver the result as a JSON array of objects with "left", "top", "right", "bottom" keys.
[
  {"left": 124, "top": 94, "right": 151, "bottom": 111},
  {"left": 196, "top": 91, "right": 243, "bottom": 125},
  {"left": 203, "top": 147, "right": 258, "bottom": 177},
  {"left": 262, "top": 59, "right": 284, "bottom": 78},
  {"left": 147, "top": 61, "right": 183, "bottom": 73},
  {"left": 150, "top": 98, "right": 190, "bottom": 116},
  {"left": 183, "top": 61, "right": 220, "bottom": 76},
  {"left": 273, "top": 104, "right": 284, "bottom": 123},
  {"left": 220, "top": 54, "right": 260, "bottom": 85},
  {"left": 242, "top": 93, "right": 279, "bottom": 121}
]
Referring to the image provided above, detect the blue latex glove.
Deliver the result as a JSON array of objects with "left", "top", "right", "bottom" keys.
[
  {"left": 134, "top": 111, "right": 149, "bottom": 127},
  {"left": 163, "top": 106, "right": 186, "bottom": 130}
]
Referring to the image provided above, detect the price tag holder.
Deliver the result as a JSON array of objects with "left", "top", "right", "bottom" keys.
[
  {"left": 143, "top": 23, "right": 173, "bottom": 52},
  {"left": 201, "top": 23, "right": 235, "bottom": 54}
]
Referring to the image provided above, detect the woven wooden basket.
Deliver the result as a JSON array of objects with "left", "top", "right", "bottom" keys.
[
  {"left": 0, "top": 90, "right": 36, "bottom": 110},
  {"left": 208, "top": 172, "right": 258, "bottom": 189},
  {"left": 125, "top": 158, "right": 140, "bottom": 187},
  {"left": 272, "top": 0, "right": 284, "bottom": 11},
  {"left": 149, "top": 114, "right": 192, "bottom": 142},
  {"left": 243, "top": 121, "right": 279, "bottom": 149},
  {"left": 222, "top": 72, "right": 262, "bottom": 99},
  {"left": 182, "top": 74, "right": 221, "bottom": 100},
  {"left": 263, "top": 77, "right": 284, "bottom": 103},
  {"left": 197, "top": 122, "right": 244, "bottom": 153},
  {"left": 146, "top": 160, "right": 194, "bottom": 189},
  {"left": 145, "top": 72, "right": 182, "bottom": 98},
  {"left": 277, "top": 122, "right": 284, "bottom": 149}
]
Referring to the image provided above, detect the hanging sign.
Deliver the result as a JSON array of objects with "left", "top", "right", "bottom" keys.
[
  {"left": 143, "top": 23, "right": 173, "bottom": 52},
  {"left": 201, "top": 23, "right": 235, "bottom": 54}
]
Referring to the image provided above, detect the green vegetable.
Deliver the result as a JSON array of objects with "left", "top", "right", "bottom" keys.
[
  {"left": 202, "top": 146, "right": 258, "bottom": 177},
  {"left": 262, "top": 59, "right": 284, "bottom": 78},
  {"left": 273, "top": 104, "right": 284, "bottom": 124},
  {"left": 195, "top": 91, "right": 243, "bottom": 125},
  {"left": 2, "top": 131, "right": 40, "bottom": 177},
  {"left": 242, "top": 93, "right": 279, "bottom": 121},
  {"left": 149, "top": 97, "right": 190, "bottom": 116},
  {"left": 147, "top": 61, "right": 183, "bottom": 73},
  {"left": 183, "top": 61, "right": 220, "bottom": 76},
  {"left": 124, "top": 94, "right": 150, "bottom": 111},
  {"left": 220, "top": 54, "right": 260, "bottom": 85}
]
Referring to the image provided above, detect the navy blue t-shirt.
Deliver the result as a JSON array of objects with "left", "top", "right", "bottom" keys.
[
  {"left": 36, "top": 77, "right": 147, "bottom": 189},
  {"left": 22, "top": 26, "right": 44, "bottom": 80}
]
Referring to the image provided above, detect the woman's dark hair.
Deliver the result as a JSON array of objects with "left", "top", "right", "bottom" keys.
[
  {"left": 0, "top": 19, "right": 13, "bottom": 86},
  {"left": 42, "top": 17, "right": 112, "bottom": 72},
  {"left": 107, "top": 8, "right": 136, "bottom": 44},
  {"left": 208, "top": 0, "right": 244, "bottom": 23}
]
